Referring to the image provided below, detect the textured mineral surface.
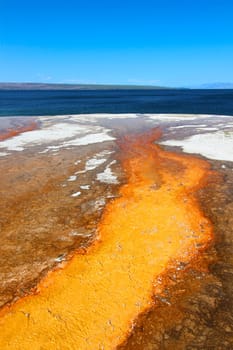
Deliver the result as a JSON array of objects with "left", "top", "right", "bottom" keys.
[{"left": 0, "top": 114, "right": 233, "bottom": 349}]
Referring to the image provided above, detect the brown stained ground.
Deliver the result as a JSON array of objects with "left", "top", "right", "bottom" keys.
[
  {"left": 0, "top": 125, "right": 215, "bottom": 350},
  {"left": 118, "top": 159, "right": 233, "bottom": 350},
  {"left": 1, "top": 116, "right": 233, "bottom": 349},
  {"left": 0, "top": 138, "right": 123, "bottom": 308},
  {"left": 0, "top": 116, "right": 153, "bottom": 309}
]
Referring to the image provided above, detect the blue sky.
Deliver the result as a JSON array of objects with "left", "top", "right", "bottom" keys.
[{"left": 0, "top": 0, "right": 233, "bottom": 86}]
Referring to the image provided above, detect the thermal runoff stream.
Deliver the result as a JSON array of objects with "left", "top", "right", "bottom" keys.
[{"left": 0, "top": 128, "right": 213, "bottom": 350}]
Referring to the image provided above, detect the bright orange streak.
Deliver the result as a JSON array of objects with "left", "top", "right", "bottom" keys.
[
  {"left": 0, "top": 128, "right": 212, "bottom": 350},
  {"left": 0, "top": 121, "right": 38, "bottom": 141}
]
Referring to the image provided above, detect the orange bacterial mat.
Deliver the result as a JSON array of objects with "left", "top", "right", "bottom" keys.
[
  {"left": 0, "top": 128, "right": 213, "bottom": 350},
  {"left": 0, "top": 121, "right": 38, "bottom": 141}
]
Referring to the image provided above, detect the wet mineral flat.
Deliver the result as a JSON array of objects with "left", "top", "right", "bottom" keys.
[{"left": 0, "top": 114, "right": 233, "bottom": 349}]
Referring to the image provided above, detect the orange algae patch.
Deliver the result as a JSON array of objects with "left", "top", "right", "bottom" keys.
[
  {"left": 0, "top": 121, "right": 38, "bottom": 141},
  {"left": 0, "top": 128, "right": 213, "bottom": 350}
]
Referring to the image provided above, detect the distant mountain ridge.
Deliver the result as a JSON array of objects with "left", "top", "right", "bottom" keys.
[
  {"left": 198, "top": 82, "right": 233, "bottom": 89},
  {"left": 1, "top": 82, "right": 232, "bottom": 91},
  {"left": 0, "top": 82, "right": 171, "bottom": 90}
]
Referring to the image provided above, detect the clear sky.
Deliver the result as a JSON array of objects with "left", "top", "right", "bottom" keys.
[{"left": 0, "top": 0, "right": 233, "bottom": 87}]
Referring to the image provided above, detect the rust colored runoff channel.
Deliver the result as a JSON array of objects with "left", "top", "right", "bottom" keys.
[
  {"left": 0, "top": 120, "right": 38, "bottom": 141},
  {"left": 0, "top": 128, "right": 213, "bottom": 350}
]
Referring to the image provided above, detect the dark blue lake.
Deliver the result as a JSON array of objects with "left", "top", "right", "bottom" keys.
[{"left": 0, "top": 89, "right": 233, "bottom": 117}]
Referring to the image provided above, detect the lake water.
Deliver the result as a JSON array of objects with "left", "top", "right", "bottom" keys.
[{"left": 0, "top": 89, "right": 233, "bottom": 116}]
